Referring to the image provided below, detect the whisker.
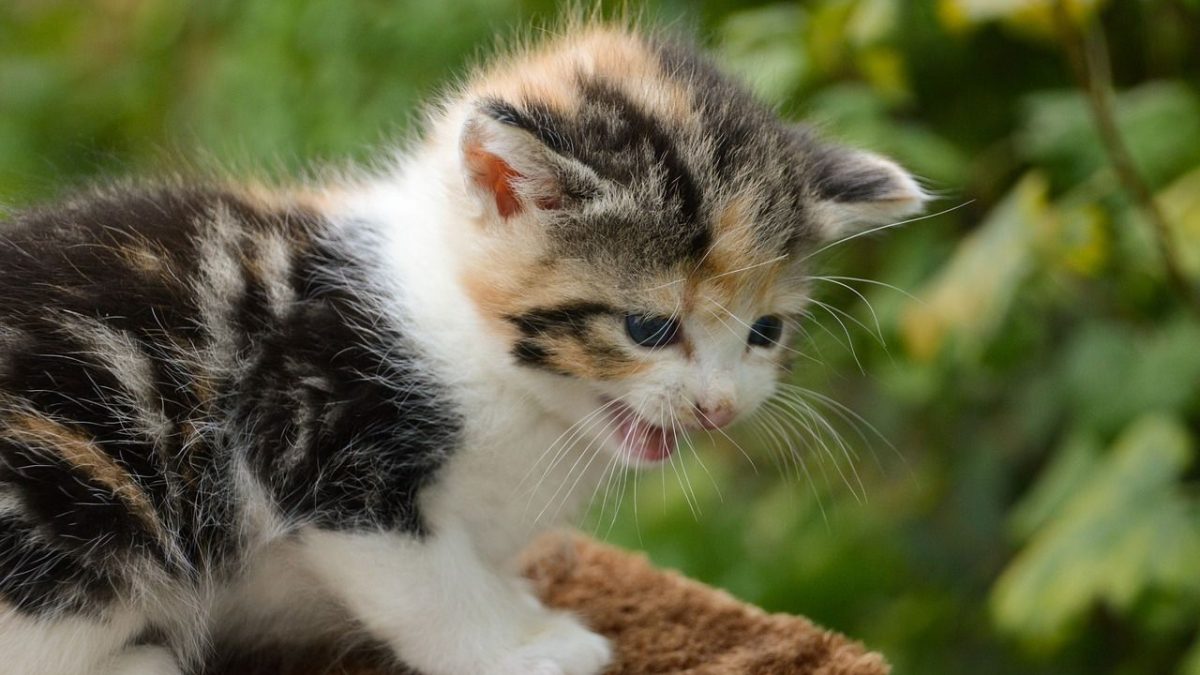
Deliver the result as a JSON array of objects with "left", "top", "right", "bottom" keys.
[
  {"left": 767, "top": 397, "right": 867, "bottom": 503},
  {"left": 777, "top": 385, "right": 911, "bottom": 482},
  {"left": 746, "top": 410, "right": 790, "bottom": 479},
  {"left": 753, "top": 403, "right": 830, "bottom": 526},
  {"left": 631, "top": 448, "right": 643, "bottom": 546},
  {"left": 807, "top": 275, "right": 925, "bottom": 305},
  {"left": 695, "top": 406, "right": 758, "bottom": 474},
  {"left": 588, "top": 439, "right": 626, "bottom": 536},
  {"left": 673, "top": 396, "right": 722, "bottom": 502},
  {"left": 588, "top": 395, "right": 647, "bottom": 535},
  {"left": 753, "top": 407, "right": 829, "bottom": 526},
  {"left": 804, "top": 276, "right": 885, "bottom": 341},
  {"left": 777, "top": 385, "right": 894, "bottom": 451},
  {"left": 780, "top": 317, "right": 827, "bottom": 366},
  {"left": 764, "top": 400, "right": 838, "bottom": 500},
  {"left": 665, "top": 417, "right": 701, "bottom": 520},
  {"left": 687, "top": 226, "right": 748, "bottom": 279},
  {"left": 593, "top": 391, "right": 654, "bottom": 536},
  {"left": 799, "top": 200, "right": 974, "bottom": 264},
  {"left": 799, "top": 307, "right": 864, "bottom": 373},
  {"left": 516, "top": 397, "right": 620, "bottom": 496},
  {"left": 809, "top": 297, "right": 884, "bottom": 347},
  {"left": 663, "top": 397, "right": 702, "bottom": 519},
  {"left": 704, "top": 253, "right": 789, "bottom": 281},
  {"left": 543, "top": 412, "right": 625, "bottom": 525},
  {"left": 641, "top": 277, "right": 685, "bottom": 292},
  {"left": 704, "top": 295, "right": 790, "bottom": 352},
  {"left": 523, "top": 399, "right": 622, "bottom": 518}
]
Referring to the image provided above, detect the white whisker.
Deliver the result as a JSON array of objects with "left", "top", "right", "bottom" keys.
[
  {"left": 807, "top": 275, "right": 924, "bottom": 305},
  {"left": 704, "top": 253, "right": 789, "bottom": 281},
  {"left": 804, "top": 276, "right": 885, "bottom": 341},
  {"left": 799, "top": 200, "right": 973, "bottom": 263}
]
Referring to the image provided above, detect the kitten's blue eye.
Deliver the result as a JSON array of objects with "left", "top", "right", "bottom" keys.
[
  {"left": 625, "top": 314, "right": 681, "bottom": 348},
  {"left": 748, "top": 315, "right": 783, "bottom": 347}
]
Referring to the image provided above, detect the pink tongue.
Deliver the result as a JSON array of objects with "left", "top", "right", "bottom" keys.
[{"left": 619, "top": 415, "right": 677, "bottom": 462}]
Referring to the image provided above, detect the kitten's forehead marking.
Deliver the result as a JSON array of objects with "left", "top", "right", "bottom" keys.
[
  {"left": 464, "top": 26, "right": 817, "bottom": 276},
  {"left": 469, "top": 27, "right": 694, "bottom": 126}
]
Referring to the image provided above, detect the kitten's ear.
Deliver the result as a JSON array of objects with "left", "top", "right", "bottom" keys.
[
  {"left": 805, "top": 135, "right": 928, "bottom": 241},
  {"left": 460, "top": 103, "right": 569, "bottom": 221}
]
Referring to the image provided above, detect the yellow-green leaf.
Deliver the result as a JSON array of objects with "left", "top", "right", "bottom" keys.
[
  {"left": 1159, "top": 166, "right": 1200, "bottom": 281},
  {"left": 901, "top": 173, "right": 1050, "bottom": 362},
  {"left": 938, "top": 0, "right": 1106, "bottom": 37},
  {"left": 991, "top": 415, "right": 1200, "bottom": 649},
  {"left": 717, "top": 5, "right": 808, "bottom": 106}
]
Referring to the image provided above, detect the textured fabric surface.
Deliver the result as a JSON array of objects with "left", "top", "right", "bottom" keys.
[{"left": 212, "top": 532, "right": 889, "bottom": 675}]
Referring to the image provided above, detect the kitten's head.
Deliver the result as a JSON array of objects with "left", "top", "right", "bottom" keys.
[{"left": 445, "top": 25, "right": 924, "bottom": 465}]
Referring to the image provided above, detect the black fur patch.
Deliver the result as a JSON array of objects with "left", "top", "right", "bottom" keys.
[
  {"left": 236, "top": 235, "right": 459, "bottom": 533},
  {"left": 504, "top": 301, "right": 641, "bottom": 377},
  {"left": 483, "top": 99, "right": 572, "bottom": 156},
  {"left": 0, "top": 186, "right": 461, "bottom": 615},
  {"left": 507, "top": 301, "right": 618, "bottom": 337}
]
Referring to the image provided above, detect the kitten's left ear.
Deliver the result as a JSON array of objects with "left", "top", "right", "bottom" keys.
[
  {"left": 460, "top": 101, "right": 596, "bottom": 221},
  {"left": 805, "top": 136, "right": 928, "bottom": 241}
]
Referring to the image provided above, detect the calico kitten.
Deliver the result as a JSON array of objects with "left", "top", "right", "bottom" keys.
[{"left": 0, "top": 22, "right": 924, "bottom": 675}]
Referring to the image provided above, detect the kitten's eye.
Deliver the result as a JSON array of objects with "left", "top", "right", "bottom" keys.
[
  {"left": 625, "top": 314, "right": 681, "bottom": 348},
  {"left": 748, "top": 315, "right": 784, "bottom": 347}
]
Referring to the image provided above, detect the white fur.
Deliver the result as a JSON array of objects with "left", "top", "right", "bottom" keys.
[
  {"left": 299, "top": 525, "right": 610, "bottom": 675},
  {"left": 0, "top": 605, "right": 150, "bottom": 675},
  {"left": 102, "top": 647, "right": 183, "bottom": 675}
]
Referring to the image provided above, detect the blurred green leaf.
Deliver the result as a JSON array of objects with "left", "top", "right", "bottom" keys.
[
  {"left": 717, "top": 4, "right": 808, "bottom": 105},
  {"left": 1181, "top": 637, "right": 1200, "bottom": 675},
  {"left": 805, "top": 84, "right": 968, "bottom": 184},
  {"left": 1061, "top": 319, "right": 1200, "bottom": 435},
  {"left": 938, "top": 0, "right": 1106, "bottom": 37},
  {"left": 901, "top": 173, "right": 1049, "bottom": 361},
  {"left": 1019, "top": 82, "right": 1200, "bottom": 191},
  {"left": 1158, "top": 166, "right": 1200, "bottom": 281},
  {"left": 1008, "top": 431, "right": 1102, "bottom": 539},
  {"left": 992, "top": 414, "right": 1200, "bottom": 647}
]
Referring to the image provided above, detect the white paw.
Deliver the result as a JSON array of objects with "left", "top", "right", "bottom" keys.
[
  {"left": 102, "top": 645, "right": 182, "bottom": 675},
  {"left": 494, "top": 612, "right": 612, "bottom": 675}
]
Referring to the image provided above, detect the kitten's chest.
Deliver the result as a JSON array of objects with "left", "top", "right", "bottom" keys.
[{"left": 425, "top": 403, "right": 609, "bottom": 564}]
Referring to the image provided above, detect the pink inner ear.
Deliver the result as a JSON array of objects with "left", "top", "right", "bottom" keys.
[{"left": 466, "top": 145, "right": 523, "bottom": 218}]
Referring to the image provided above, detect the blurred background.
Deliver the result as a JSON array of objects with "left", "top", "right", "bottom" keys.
[{"left": 3, "top": 1, "right": 1199, "bottom": 673}]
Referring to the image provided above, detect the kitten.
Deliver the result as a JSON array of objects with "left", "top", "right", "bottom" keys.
[{"left": 0, "top": 22, "right": 924, "bottom": 675}]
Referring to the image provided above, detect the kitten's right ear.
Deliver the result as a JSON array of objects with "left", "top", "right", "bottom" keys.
[
  {"left": 800, "top": 130, "right": 928, "bottom": 241},
  {"left": 461, "top": 102, "right": 572, "bottom": 221}
]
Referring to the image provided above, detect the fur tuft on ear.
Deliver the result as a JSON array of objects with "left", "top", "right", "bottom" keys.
[
  {"left": 805, "top": 136, "right": 928, "bottom": 241},
  {"left": 461, "top": 101, "right": 581, "bottom": 221}
]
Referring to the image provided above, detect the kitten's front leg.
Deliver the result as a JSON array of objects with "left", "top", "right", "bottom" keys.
[{"left": 299, "top": 523, "right": 611, "bottom": 675}]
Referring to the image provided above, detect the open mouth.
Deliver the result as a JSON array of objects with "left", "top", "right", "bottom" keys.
[{"left": 606, "top": 399, "right": 678, "bottom": 463}]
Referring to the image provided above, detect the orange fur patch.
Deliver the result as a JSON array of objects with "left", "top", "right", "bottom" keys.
[{"left": 4, "top": 411, "right": 164, "bottom": 540}]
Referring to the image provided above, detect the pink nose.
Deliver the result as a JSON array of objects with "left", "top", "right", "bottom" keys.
[{"left": 694, "top": 402, "right": 736, "bottom": 430}]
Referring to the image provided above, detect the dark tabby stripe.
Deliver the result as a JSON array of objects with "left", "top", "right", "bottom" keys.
[
  {"left": 505, "top": 301, "right": 633, "bottom": 375},
  {"left": 0, "top": 186, "right": 460, "bottom": 616}
]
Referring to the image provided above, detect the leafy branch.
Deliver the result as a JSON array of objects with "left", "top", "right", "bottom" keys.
[{"left": 1052, "top": 0, "right": 1200, "bottom": 314}]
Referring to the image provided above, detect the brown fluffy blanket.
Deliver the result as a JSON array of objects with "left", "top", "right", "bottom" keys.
[{"left": 211, "top": 532, "right": 888, "bottom": 675}]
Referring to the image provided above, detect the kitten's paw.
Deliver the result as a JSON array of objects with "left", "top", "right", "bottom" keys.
[
  {"left": 102, "top": 646, "right": 183, "bottom": 675},
  {"left": 495, "top": 612, "right": 612, "bottom": 675}
]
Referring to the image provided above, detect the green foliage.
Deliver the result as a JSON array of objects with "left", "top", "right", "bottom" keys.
[
  {"left": 3, "top": 1, "right": 1200, "bottom": 673},
  {"left": 994, "top": 415, "right": 1200, "bottom": 648}
]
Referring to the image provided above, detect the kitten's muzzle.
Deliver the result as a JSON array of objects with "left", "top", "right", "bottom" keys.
[{"left": 693, "top": 401, "right": 736, "bottom": 430}]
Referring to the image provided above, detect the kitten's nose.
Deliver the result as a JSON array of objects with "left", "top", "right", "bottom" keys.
[{"left": 694, "top": 401, "right": 736, "bottom": 429}]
